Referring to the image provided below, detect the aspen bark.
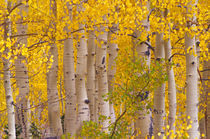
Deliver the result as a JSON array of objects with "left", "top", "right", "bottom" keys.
[
  {"left": 164, "top": 10, "right": 176, "bottom": 134},
  {"left": 47, "top": 0, "right": 63, "bottom": 136},
  {"left": 164, "top": 38, "right": 176, "bottom": 134},
  {"left": 87, "top": 30, "right": 96, "bottom": 121},
  {"left": 96, "top": 26, "right": 110, "bottom": 130},
  {"left": 184, "top": 1, "right": 199, "bottom": 137},
  {"left": 153, "top": 32, "right": 166, "bottom": 138},
  {"left": 134, "top": 2, "right": 151, "bottom": 138},
  {"left": 63, "top": 38, "right": 77, "bottom": 135},
  {"left": 3, "top": 0, "right": 16, "bottom": 138},
  {"left": 185, "top": 33, "right": 199, "bottom": 138},
  {"left": 135, "top": 41, "right": 151, "bottom": 139},
  {"left": 15, "top": 2, "right": 31, "bottom": 138},
  {"left": 108, "top": 26, "right": 118, "bottom": 124},
  {"left": 3, "top": 58, "right": 16, "bottom": 139},
  {"left": 63, "top": 1, "right": 77, "bottom": 136},
  {"left": 133, "top": 31, "right": 151, "bottom": 138},
  {"left": 75, "top": 1, "right": 90, "bottom": 131},
  {"left": 95, "top": 44, "right": 99, "bottom": 123}
]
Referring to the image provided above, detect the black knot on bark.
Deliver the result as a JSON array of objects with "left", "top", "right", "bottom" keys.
[
  {"left": 102, "top": 56, "right": 105, "bottom": 64},
  {"left": 145, "top": 50, "right": 150, "bottom": 56},
  {"left": 84, "top": 99, "right": 90, "bottom": 104},
  {"left": 191, "top": 61, "right": 195, "bottom": 65},
  {"left": 196, "top": 41, "right": 200, "bottom": 46}
]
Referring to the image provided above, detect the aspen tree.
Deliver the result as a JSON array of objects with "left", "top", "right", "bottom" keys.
[
  {"left": 164, "top": 9, "right": 176, "bottom": 134},
  {"left": 153, "top": 32, "right": 166, "bottom": 138},
  {"left": 47, "top": 0, "right": 63, "bottom": 136},
  {"left": 108, "top": 26, "right": 117, "bottom": 123},
  {"left": 15, "top": 1, "right": 31, "bottom": 138},
  {"left": 164, "top": 38, "right": 176, "bottom": 134},
  {"left": 96, "top": 25, "right": 110, "bottom": 130},
  {"left": 134, "top": 2, "right": 151, "bottom": 138},
  {"left": 75, "top": 0, "right": 90, "bottom": 131},
  {"left": 185, "top": 1, "right": 199, "bottom": 138},
  {"left": 63, "top": 1, "right": 77, "bottom": 136},
  {"left": 87, "top": 30, "right": 96, "bottom": 121},
  {"left": 95, "top": 38, "right": 99, "bottom": 124},
  {"left": 185, "top": 33, "right": 199, "bottom": 139},
  {"left": 3, "top": 0, "right": 16, "bottom": 138},
  {"left": 134, "top": 35, "right": 151, "bottom": 138}
]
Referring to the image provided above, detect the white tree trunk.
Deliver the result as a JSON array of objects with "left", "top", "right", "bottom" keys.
[
  {"left": 134, "top": 2, "right": 151, "bottom": 138},
  {"left": 15, "top": 1, "right": 31, "bottom": 138},
  {"left": 63, "top": 1, "right": 77, "bottom": 136},
  {"left": 164, "top": 37, "right": 176, "bottom": 134},
  {"left": 164, "top": 9, "right": 176, "bottom": 133},
  {"left": 185, "top": 33, "right": 199, "bottom": 138},
  {"left": 153, "top": 32, "right": 166, "bottom": 138},
  {"left": 184, "top": 1, "right": 199, "bottom": 137},
  {"left": 47, "top": 44, "right": 63, "bottom": 136},
  {"left": 3, "top": 0, "right": 16, "bottom": 138},
  {"left": 63, "top": 36, "right": 77, "bottom": 136},
  {"left": 3, "top": 60, "right": 16, "bottom": 139},
  {"left": 134, "top": 40, "right": 151, "bottom": 139},
  {"left": 108, "top": 26, "right": 117, "bottom": 124},
  {"left": 96, "top": 26, "right": 110, "bottom": 130},
  {"left": 47, "top": 0, "right": 63, "bottom": 136},
  {"left": 87, "top": 30, "right": 97, "bottom": 122},
  {"left": 75, "top": 2, "right": 90, "bottom": 131}
]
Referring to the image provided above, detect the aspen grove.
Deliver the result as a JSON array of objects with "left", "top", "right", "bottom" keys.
[{"left": 0, "top": 0, "right": 209, "bottom": 138}]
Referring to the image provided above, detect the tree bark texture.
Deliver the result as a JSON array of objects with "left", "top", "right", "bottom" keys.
[
  {"left": 15, "top": 1, "right": 31, "bottom": 138},
  {"left": 108, "top": 26, "right": 118, "bottom": 124},
  {"left": 185, "top": 33, "right": 199, "bottom": 138},
  {"left": 46, "top": 0, "right": 63, "bottom": 136},
  {"left": 3, "top": 0, "right": 16, "bottom": 138},
  {"left": 96, "top": 26, "right": 110, "bottom": 130},
  {"left": 87, "top": 30, "right": 97, "bottom": 122},
  {"left": 153, "top": 32, "right": 166, "bottom": 139},
  {"left": 63, "top": 1, "right": 77, "bottom": 136}
]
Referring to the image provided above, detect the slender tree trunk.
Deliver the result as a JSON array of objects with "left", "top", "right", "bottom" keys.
[
  {"left": 63, "top": 37, "right": 77, "bottom": 135},
  {"left": 134, "top": 2, "right": 151, "bottom": 138},
  {"left": 164, "top": 37, "right": 176, "bottom": 134},
  {"left": 164, "top": 9, "right": 176, "bottom": 134},
  {"left": 87, "top": 30, "right": 96, "bottom": 122},
  {"left": 47, "top": 0, "right": 63, "bottom": 136},
  {"left": 3, "top": 57, "right": 16, "bottom": 139},
  {"left": 75, "top": 1, "right": 90, "bottom": 132},
  {"left": 63, "top": 1, "right": 77, "bottom": 136},
  {"left": 95, "top": 43, "right": 99, "bottom": 123},
  {"left": 3, "top": 0, "right": 16, "bottom": 138},
  {"left": 108, "top": 26, "right": 118, "bottom": 124},
  {"left": 185, "top": 1, "right": 199, "bottom": 137},
  {"left": 185, "top": 33, "right": 199, "bottom": 138},
  {"left": 15, "top": 1, "right": 31, "bottom": 138},
  {"left": 96, "top": 25, "right": 110, "bottom": 130},
  {"left": 135, "top": 41, "right": 151, "bottom": 139},
  {"left": 133, "top": 32, "right": 151, "bottom": 139},
  {"left": 153, "top": 32, "right": 166, "bottom": 138}
]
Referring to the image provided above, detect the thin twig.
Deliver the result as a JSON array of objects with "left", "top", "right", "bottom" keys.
[{"left": 110, "top": 109, "right": 127, "bottom": 138}]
